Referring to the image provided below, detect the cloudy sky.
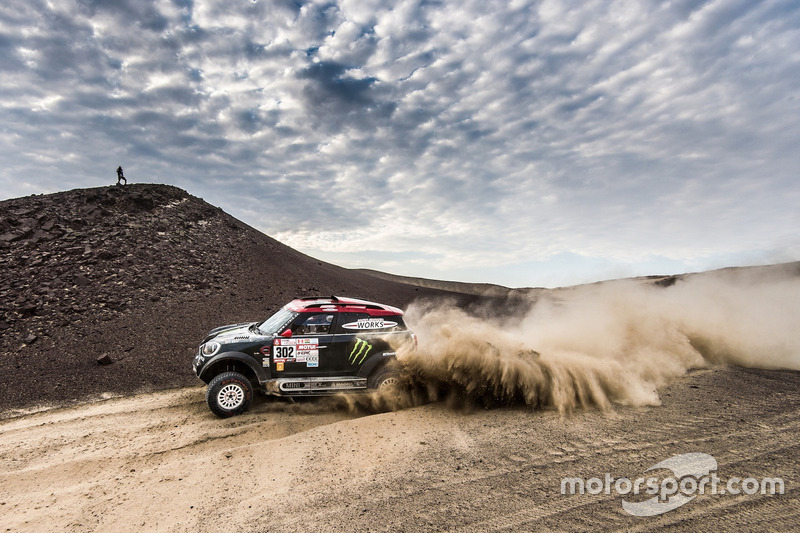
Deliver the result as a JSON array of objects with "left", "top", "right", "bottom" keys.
[{"left": 2, "top": 0, "right": 799, "bottom": 288}]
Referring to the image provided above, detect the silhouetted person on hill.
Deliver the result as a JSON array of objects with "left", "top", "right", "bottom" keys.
[{"left": 116, "top": 166, "right": 126, "bottom": 185}]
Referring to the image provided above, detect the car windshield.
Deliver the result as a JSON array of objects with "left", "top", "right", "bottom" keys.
[{"left": 256, "top": 308, "right": 298, "bottom": 335}]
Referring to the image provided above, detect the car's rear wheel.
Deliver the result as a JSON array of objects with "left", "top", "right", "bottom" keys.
[
  {"left": 367, "top": 365, "right": 401, "bottom": 390},
  {"left": 207, "top": 372, "right": 252, "bottom": 417}
]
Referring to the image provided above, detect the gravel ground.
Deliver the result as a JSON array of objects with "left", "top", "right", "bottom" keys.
[{"left": 1, "top": 366, "right": 798, "bottom": 532}]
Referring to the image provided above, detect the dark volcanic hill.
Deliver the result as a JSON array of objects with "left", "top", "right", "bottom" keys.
[{"left": 0, "top": 184, "right": 485, "bottom": 413}]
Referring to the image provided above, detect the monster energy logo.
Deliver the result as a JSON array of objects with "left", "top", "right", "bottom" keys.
[{"left": 349, "top": 339, "right": 373, "bottom": 364}]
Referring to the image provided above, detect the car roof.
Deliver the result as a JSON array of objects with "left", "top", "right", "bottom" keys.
[{"left": 284, "top": 296, "right": 404, "bottom": 317}]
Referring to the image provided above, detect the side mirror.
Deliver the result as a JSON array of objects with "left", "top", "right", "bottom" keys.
[{"left": 280, "top": 328, "right": 293, "bottom": 338}]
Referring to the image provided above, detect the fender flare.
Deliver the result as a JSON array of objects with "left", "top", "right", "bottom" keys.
[
  {"left": 357, "top": 351, "right": 397, "bottom": 378},
  {"left": 198, "top": 351, "right": 270, "bottom": 384}
]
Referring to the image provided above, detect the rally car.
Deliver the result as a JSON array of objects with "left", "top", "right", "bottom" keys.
[{"left": 192, "top": 296, "right": 415, "bottom": 417}]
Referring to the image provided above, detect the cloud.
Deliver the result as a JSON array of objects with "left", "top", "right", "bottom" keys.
[
  {"left": 1, "top": 0, "right": 799, "bottom": 287},
  {"left": 297, "top": 60, "right": 397, "bottom": 132}
]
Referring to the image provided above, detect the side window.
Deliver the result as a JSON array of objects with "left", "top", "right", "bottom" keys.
[{"left": 291, "top": 314, "right": 334, "bottom": 335}]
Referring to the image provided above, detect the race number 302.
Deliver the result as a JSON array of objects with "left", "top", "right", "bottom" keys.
[{"left": 274, "top": 345, "right": 295, "bottom": 358}]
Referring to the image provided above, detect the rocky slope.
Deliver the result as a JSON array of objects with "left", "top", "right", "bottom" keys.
[{"left": 0, "top": 184, "right": 483, "bottom": 412}]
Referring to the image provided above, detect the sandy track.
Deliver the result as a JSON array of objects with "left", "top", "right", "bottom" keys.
[{"left": 2, "top": 366, "right": 799, "bottom": 532}]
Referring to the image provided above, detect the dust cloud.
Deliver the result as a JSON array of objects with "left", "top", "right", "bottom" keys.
[{"left": 352, "top": 266, "right": 800, "bottom": 414}]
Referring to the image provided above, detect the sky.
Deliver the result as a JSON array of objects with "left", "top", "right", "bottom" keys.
[{"left": 1, "top": 0, "right": 799, "bottom": 288}]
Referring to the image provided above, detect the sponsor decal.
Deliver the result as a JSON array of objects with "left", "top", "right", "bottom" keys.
[
  {"left": 342, "top": 319, "right": 397, "bottom": 330},
  {"left": 276, "top": 361, "right": 285, "bottom": 372},
  {"left": 274, "top": 338, "right": 318, "bottom": 346},
  {"left": 349, "top": 339, "right": 373, "bottom": 364},
  {"left": 274, "top": 338, "right": 319, "bottom": 360}
]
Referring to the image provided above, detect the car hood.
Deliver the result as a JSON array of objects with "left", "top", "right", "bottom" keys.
[{"left": 203, "top": 323, "right": 269, "bottom": 345}]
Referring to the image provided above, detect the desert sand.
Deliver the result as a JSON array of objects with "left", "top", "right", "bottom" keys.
[{"left": 2, "top": 365, "right": 799, "bottom": 532}]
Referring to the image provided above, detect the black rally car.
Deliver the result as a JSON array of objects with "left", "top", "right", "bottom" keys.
[{"left": 192, "top": 296, "right": 415, "bottom": 417}]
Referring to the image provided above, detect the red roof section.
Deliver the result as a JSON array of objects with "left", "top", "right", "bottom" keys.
[{"left": 284, "top": 296, "right": 404, "bottom": 316}]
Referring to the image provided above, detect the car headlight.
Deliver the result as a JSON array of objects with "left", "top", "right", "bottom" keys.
[{"left": 201, "top": 342, "right": 221, "bottom": 356}]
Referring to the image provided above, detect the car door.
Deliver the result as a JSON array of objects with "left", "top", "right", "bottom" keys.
[
  {"left": 329, "top": 312, "right": 387, "bottom": 375},
  {"left": 272, "top": 312, "right": 335, "bottom": 377}
]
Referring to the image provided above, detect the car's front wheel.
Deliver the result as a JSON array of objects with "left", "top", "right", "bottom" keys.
[{"left": 207, "top": 372, "right": 252, "bottom": 417}]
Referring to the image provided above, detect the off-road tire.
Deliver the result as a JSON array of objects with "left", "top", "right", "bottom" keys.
[
  {"left": 367, "top": 365, "right": 401, "bottom": 390},
  {"left": 207, "top": 372, "right": 253, "bottom": 418}
]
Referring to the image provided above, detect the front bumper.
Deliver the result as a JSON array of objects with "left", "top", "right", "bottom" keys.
[{"left": 192, "top": 352, "right": 205, "bottom": 375}]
